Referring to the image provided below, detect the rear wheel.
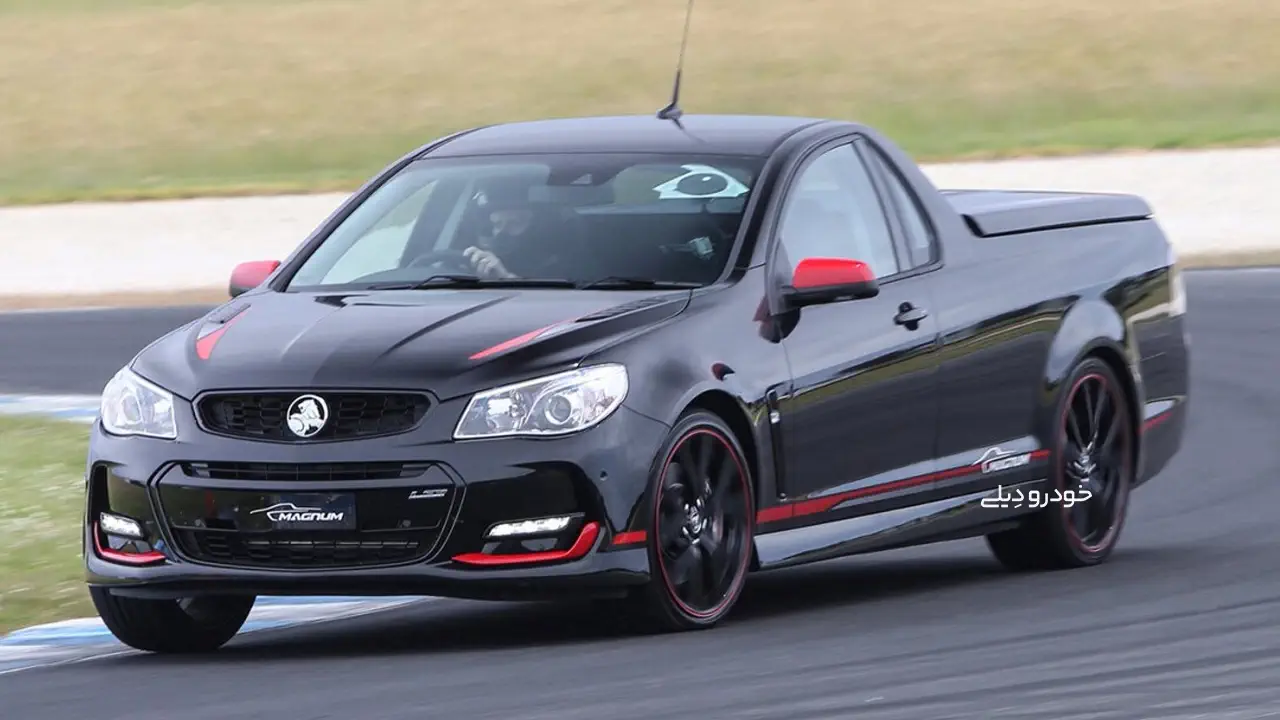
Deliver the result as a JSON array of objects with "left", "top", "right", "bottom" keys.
[
  {"left": 89, "top": 587, "right": 255, "bottom": 653},
  {"left": 987, "top": 357, "right": 1135, "bottom": 571},
  {"left": 628, "top": 411, "right": 755, "bottom": 631}
]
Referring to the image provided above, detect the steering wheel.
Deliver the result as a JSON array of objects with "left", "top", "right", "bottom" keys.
[{"left": 407, "top": 248, "right": 476, "bottom": 274}]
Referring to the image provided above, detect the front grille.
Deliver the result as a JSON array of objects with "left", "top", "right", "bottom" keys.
[
  {"left": 182, "top": 461, "right": 428, "bottom": 482},
  {"left": 173, "top": 529, "right": 431, "bottom": 568},
  {"left": 197, "top": 391, "right": 430, "bottom": 442},
  {"left": 159, "top": 478, "right": 457, "bottom": 570}
]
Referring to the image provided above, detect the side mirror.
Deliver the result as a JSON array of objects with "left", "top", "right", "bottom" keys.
[
  {"left": 228, "top": 260, "right": 281, "bottom": 298},
  {"left": 783, "top": 257, "right": 879, "bottom": 307}
]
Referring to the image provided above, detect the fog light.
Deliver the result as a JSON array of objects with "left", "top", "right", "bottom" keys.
[
  {"left": 486, "top": 515, "right": 573, "bottom": 538},
  {"left": 99, "top": 511, "right": 144, "bottom": 539}
]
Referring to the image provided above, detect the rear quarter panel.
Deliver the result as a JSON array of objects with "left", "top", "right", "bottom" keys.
[{"left": 929, "top": 216, "right": 1188, "bottom": 483}]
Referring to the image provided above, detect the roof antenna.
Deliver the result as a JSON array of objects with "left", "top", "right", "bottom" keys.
[{"left": 656, "top": 0, "right": 695, "bottom": 123}]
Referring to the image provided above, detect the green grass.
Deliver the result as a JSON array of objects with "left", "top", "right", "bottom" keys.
[
  {"left": 0, "top": 0, "right": 1277, "bottom": 205},
  {"left": 0, "top": 417, "right": 92, "bottom": 635}
]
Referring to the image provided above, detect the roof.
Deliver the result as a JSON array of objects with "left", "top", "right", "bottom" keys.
[{"left": 423, "top": 114, "right": 837, "bottom": 159}]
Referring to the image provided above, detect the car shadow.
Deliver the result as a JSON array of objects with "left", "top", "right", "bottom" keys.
[{"left": 103, "top": 543, "right": 1184, "bottom": 666}]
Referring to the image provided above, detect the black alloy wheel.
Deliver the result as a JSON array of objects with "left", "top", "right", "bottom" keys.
[
  {"left": 986, "top": 356, "right": 1134, "bottom": 570},
  {"left": 635, "top": 411, "right": 755, "bottom": 631},
  {"left": 1060, "top": 369, "right": 1132, "bottom": 553}
]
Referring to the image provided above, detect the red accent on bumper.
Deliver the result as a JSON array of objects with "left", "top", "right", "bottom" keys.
[
  {"left": 611, "top": 530, "right": 647, "bottom": 546},
  {"left": 92, "top": 523, "right": 167, "bottom": 566},
  {"left": 1142, "top": 409, "right": 1172, "bottom": 432},
  {"left": 452, "top": 522, "right": 601, "bottom": 566}
]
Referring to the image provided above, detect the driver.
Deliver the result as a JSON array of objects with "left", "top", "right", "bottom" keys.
[{"left": 463, "top": 183, "right": 580, "bottom": 280}]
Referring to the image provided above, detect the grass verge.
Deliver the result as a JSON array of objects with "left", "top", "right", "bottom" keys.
[
  {"left": 0, "top": 416, "right": 91, "bottom": 636},
  {"left": 1, "top": 0, "right": 1277, "bottom": 205}
]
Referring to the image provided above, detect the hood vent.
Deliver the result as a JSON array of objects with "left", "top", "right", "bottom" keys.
[
  {"left": 575, "top": 296, "right": 671, "bottom": 323},
  {"left": 204, "top": 301, "right": 250, "bottom": 325}
]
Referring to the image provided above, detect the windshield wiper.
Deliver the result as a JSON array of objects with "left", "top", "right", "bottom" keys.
[
  {"left": 366, "top": 274, "right": 578, "bottom": 290},
  {"left": 576, "top": 276, "right": 702, "bottom": 290}
]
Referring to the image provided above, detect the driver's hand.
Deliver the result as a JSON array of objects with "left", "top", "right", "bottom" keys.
[{"left": 464, "top": 246, "right": 515, "bottom": 279}]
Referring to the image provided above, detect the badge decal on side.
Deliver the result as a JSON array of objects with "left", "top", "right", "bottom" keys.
[
  {"left": 975, "top": 447, "right": 1033, "bottom": 474},
  {"left": 408, "top": 488, "right": 448, "bottom": 500}
]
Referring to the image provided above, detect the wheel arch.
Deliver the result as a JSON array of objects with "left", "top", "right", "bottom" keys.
[
  {"left": 1084, "top": 344, "right": 1142, "bottom": 450},
  {"left": 1041, "top": 298, "right": 1144, "bottom": 465},
  {"left": 678, "top": 389, "right": 764, "bottom": 571}
]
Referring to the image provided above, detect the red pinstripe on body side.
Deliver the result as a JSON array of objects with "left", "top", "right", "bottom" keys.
[{"left": 756, "top": 449, "right": 1051, "bottom": 524}]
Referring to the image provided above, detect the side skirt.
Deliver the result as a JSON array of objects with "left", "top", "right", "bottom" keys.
[{"left": 753, "top": 478, "right": 1050, "bottom": 570}]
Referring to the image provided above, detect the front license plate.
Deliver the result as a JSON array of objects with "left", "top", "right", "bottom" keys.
[{"left": 249, "top": 493, "right": 357, "bottom": 531}]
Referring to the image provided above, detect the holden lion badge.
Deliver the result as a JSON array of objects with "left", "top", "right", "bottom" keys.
[{"left": 286, "top": 394, "right": 329, "bottom": 438}]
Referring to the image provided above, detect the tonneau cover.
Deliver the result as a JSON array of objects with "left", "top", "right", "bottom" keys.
[{"left": 942, "top": 189, "right": 1152, "bottom": 238}]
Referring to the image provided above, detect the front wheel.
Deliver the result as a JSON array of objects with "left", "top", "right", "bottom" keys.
[
  {"left": 987, "top": 356, "right": 1135, "bottom": 571},
  {"left": 628, "top": 411, "right": 756, "bottom": 632},
  {"left": 89, "top": 587, "right": 255, "bottom": 653}
]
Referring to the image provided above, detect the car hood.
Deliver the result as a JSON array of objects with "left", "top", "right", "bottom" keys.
[{"left": 131, "top": 288, "right": 690, "bottom": 401}]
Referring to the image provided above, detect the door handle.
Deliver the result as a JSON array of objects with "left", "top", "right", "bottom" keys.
[{"left": 894, "top": 303, "right": 929, "bottom": 329}]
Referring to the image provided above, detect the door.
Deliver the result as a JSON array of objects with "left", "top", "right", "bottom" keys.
[
  {"left": 772, "top": 141, "right": 941, "bottom": 501},
  {"left": 863, "top": 139, "right": 1051, "bottom": 481}
]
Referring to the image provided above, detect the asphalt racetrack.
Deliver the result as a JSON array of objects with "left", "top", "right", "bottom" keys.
[{"left": 3, "top": 269, "right": 1280, "bottom": 719}]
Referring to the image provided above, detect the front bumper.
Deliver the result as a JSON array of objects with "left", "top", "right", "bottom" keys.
[{"left": 84, "top": 403, "right": 668, "bottom": 600}]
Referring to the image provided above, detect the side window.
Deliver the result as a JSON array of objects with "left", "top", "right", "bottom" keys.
[
  {"left": 776, "top": 144, "right": 900, "bottom": 279},
  {"left": 866, "top": 147, "right": 935, "bottom": 268}
]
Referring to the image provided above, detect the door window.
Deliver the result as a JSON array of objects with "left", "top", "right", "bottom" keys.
[
  {"left": 865, "top": 146, "right": 936, "bottom": 268},
  {"left": 776, "top": 143, "right": 900, "bottom": 279}
]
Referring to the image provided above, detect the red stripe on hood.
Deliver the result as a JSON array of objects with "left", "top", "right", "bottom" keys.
[
  {"left": 469, "top": 322, "right": 566, "bottom": 360},
  {"left": 195, "top": 308, "right": 248, "bottom": 360}
]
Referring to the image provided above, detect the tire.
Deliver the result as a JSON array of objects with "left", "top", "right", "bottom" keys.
[
  {"left": 89, "top": 587, "right": 255, "bottom": 653},
  {"left": 626, "top": 410, "right": 756, "bottom": 632},
  {"left": 986, "top": 356, "right": 1135, "bottom": 571}
]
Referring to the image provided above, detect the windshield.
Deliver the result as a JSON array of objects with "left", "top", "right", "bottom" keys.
[{"left": 285, "top": 153, "right": 763, "bottom": 291}]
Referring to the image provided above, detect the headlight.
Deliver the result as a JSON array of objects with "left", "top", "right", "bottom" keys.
[
  {"left": 100, "top": 367, "right": 178, "bottom": 439},
  {"left": 453, "top": 364, "right": 628, "bottom": 440}
]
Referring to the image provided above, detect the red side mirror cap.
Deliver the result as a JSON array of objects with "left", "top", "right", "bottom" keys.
[
  {"left": 229, "top": 260, "right": 281, "bottom": 298},
  {"left": 787, "top": 257, "right": 879, "bottom": 306},
  {"left": 793, "top": 257, "right": 875, "bottom": 288}
]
